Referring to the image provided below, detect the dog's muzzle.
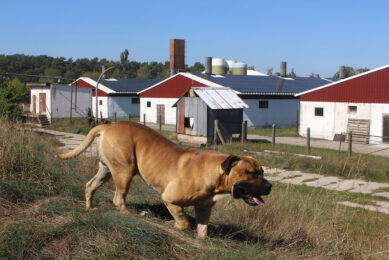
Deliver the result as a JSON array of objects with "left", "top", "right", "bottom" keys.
[{"left": 233, "top": 179, "right": 272, "bottom": 206}]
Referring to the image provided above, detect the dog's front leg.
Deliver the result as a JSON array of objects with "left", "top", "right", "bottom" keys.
[
  {"left": 163, "top": 201, "right": 190, "bottom": 230},
  {"left": 195, "top": 205, "right": 213, "bottom": 239}
]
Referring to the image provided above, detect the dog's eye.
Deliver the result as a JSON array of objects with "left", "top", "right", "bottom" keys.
[{"left": 245, "top": 170, "right": 262, "bottom": 177}]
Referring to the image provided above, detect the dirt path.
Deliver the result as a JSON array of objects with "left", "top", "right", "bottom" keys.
[{"left": 34, "top": 128, "right": 389, "bottom": 215}]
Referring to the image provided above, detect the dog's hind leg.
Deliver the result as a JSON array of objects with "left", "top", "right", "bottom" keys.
[
  {"left": 85, "top": 161, "right": 111, "bottom": 209},
  {"left": 111, "top": 165, "right": 135, "bottom": 213}
]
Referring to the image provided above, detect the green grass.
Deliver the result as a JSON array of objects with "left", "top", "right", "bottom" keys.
[
  {"left": 248, "top": 127, "right": 299, "bottom": 137},
  {"left": 3, "top": 118, "right": 388, "bottom": 258}
]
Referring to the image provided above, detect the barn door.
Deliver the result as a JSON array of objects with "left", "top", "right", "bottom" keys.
[
  {"left": 32, "top": 95, "right": 36, "bottom": 114},
  {"left": 39, "top": 93, "right": 46, "bottom": 114},
  {"left": 383, "top": 115, "right": 389, "bottom": 143},
  {"left": 157, "top": 104, "right": 165, "bottom": 125}
]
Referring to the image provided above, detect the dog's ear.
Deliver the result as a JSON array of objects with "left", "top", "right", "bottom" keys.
[{"left": 221, "top": 155, "right": 240, "bottom": 175}]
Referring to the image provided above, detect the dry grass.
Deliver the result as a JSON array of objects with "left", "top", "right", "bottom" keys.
[{"left": 1, "top": 118, "right": 389, "bottom": 259}]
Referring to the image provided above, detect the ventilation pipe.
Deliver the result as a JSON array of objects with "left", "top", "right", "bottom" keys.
[
  {"left": 101, "top": 65, "right": 106, "bottom": 80},
  {"left": 205, "top": 57, "right": 212, "bottom": 79},
  {"left": 314, "top": 74, "right": 320, "bottom": 78},
  {"left": 339, "top": 66, "right": 345, "bottom": 79},
  {"left": 280, "top": 61, "right": 287, "bottom": 77}
]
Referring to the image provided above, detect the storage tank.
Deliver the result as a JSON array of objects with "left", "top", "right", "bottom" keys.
[
  {"left": 212, "top": 58, "right": 226, "bottom": 74},
  {"left": 225, "top": 60, "right": 236, "bottom": 73},
  {"left": 231, "top": 62, "right": 247, "bottom": 75}
]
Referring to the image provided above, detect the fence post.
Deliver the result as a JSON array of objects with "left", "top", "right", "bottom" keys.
[
  {"left": 272, "top": 124, "right": 276, "bottom": 149},
  {"left": 306, "top": 128, "right": 311, "bottom": 154},
  {"left": 159, "top": 114, "right": 162, "bottom": 131},
  {"left": 143, "top": 114, "right": 146, "bottom": 126},
  {"left": 348, "top": 131, "right": 353, "bottom": 157},
  {"left": 114, "top": 112, "right": 117, "bottom": 122},
  {"left": 100, "top": 111, "right": 103, "bottom": 122},
  {"left": 214, "top": 120, "right": 218, "bottom": 145},
  {"left": 241, "top": 120, "right": 247, "bottom": 144},
  {"left": 296, "top": 110, "right": 299, "bottom": 135},
  {"left": 128, "top": 113, "right": 131, "bottom": 121}
]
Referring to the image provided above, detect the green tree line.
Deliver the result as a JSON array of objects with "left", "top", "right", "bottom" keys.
[{"left": 0, "top": 50, "right": 205, "bottom": 84}]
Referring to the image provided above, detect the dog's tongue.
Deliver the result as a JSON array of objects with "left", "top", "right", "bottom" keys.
[{"left": 253, "top": 197, "right": 265, "bottom": 206}]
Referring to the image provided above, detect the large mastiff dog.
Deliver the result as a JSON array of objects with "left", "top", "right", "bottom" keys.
[{"left": 58, "top": 121, "right": 271, "bottom": 238}]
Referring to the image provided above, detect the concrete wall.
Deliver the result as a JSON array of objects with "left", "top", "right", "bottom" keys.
[
  {"left": 300, "top": 101, "right": 389, "bottom": 143},
  {"left": 107, "top": 96, "right": 140, "bottom": 118},
  {"left": 51, "top": 85, "right": 92, "bottom": 119},
  {"left": 140, "top": 97, "right": 178, "bottom": 125},
  {"left": 92, "top": 96, "right": 108, "bottom": 119},
  {"left": 370, "top": 104, "right": 389, "bottom": 143},
  {"left": 31, "top": 88, "right": 51, "bottom": 116},
  {"left": 243, "top": 98, "right": 299, "bottom": 128}
]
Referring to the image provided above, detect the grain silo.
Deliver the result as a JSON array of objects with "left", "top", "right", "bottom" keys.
[
  {"left": 212, "top": 58, "right": 226, "bottom": 74},
  {"left": 232, "top": 62, "right": 247, "bottom": 75}
]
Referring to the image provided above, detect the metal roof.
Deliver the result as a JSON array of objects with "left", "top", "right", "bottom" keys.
[
  {"left": 192, "top": 87, "right": 249, "bottom": 109},
  {"left": 91, "top": 78, "right": 162, "bottom": 93},
  {"left": 193, "top": 74, "right": 333, "bottom": 95}
]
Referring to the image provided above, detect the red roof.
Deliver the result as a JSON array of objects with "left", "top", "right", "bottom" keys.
[
  {"left": 140, "top": 74, "right": 207, "bottom": 98},
  {"left": 72, "top": 79, "right": 107, "bottom": 97},
  {"left": 300, "top": 66, "right": 389, "bottom": 103}
]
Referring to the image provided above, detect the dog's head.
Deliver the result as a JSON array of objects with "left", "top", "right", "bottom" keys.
[{"left": 221, "top": 155, "right": 272, "bottom": 206}]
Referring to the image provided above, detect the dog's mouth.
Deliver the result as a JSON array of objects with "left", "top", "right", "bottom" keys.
[{"left": 242, "top": 194, "right": 265, "bottom": 206}]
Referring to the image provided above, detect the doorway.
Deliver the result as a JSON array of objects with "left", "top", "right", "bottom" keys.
[
  {"left": 39, "top": 93, "right": 46, "bottom": 114},
  {"left": 157, "top": 104, "right": 165, "bottom": 125}
]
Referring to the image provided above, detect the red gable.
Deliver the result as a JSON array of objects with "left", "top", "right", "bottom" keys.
[
  {"left": 140, "top": 74, "right": 207, "bottom": 98},
  {"left": 72, "top": 79, "right": 108, "bottom": 97},
  {"left": 300, "top": 66, "right": 389, "bottom": 103}
]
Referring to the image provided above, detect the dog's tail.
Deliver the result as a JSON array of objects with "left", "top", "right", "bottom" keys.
[{"left": 57, "top": 124, "right": 109, "bottom": 160}]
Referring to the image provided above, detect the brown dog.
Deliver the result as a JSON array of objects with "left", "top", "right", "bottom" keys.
[{"left": 57, "top": 121, "right": 271, "bottom": 238}]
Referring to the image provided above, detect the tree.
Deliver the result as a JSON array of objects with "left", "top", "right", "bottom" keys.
[
  {"left": 0, "top": 77, "right": 29, "bottom": 119},
  {"left": 266, "top": 68, "right": 273, "bottom": 76},
  {"left": 333, "top": 66, "right": 355, "bottom": 78},
  {"left": 288, "top": 68, "right": 296, "bottom": 78},
  {"left": 188, "top": 62, "right": 205, "bottom": 73}
]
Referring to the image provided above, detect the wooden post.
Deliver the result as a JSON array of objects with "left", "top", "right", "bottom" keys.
[
  {"left": 306, "top": 128, "right": 311, "bottom": 154},
  {"left": 70, "top": 85, "right": 73, "bottom": 124},
  {"left": 143, "top": 114, "right": 146, "bottom": 126},
  {"left": 128, "top": 113, "right": 131, "bottom": 121},
  {"left": 272, "top": 124, "right": 276, "bottom": 149},
  {"left": 114, "top": 112, "right": 117, "bottom": 122},
  {"left": 296, "top": 110, "right": 299, "bottom": 135},
  {"left": 241, "top": 120, "right": 247, "bottom": 144},
  {"left": 214, "top": 120, "right": 218, "bottom": 145},
  {"left": 159, "top": 114, "right": 162, "bottom": 131},
  {"left": 348, "top": 131, "right": 353, "bottom": 157},
  {"left": 100, "top": 111, "right": 103, "bottom": 122}
]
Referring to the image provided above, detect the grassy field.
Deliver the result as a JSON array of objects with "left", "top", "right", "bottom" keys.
[
  {"left": 248, "top": 127, "right": 299, "bottom": 137},
  {"left": 1, "top": 118, "right": 389, "bottom": 259}
]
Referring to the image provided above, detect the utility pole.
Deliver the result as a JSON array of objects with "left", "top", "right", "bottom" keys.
[{"left": 95, "top": 66, "right": 114, "bottom": 125}]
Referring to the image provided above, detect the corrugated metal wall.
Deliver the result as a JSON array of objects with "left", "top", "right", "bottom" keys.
[
  {"left": 300, "top": 67, "right": 389, "bottom": 103},
  {"left": 177, "top": 97, "right": 207, "bottom": 136}
]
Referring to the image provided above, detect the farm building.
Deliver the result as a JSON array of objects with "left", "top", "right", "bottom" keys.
[
  {"left": 73, "top": 77, "right": 161, "bottom": 119},
  {"left": 28, "top": 83, "right": 92, "bottom": 125},
  {"left": 173, "top": 87, "right": 249, "bottom": 144},
  {"left": 296, "top": 64, "right": 389, "bottom": 144},
  {"left": 138, "top": 72, "right": 332, "bottom": 127}
]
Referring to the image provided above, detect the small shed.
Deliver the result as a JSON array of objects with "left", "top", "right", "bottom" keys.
[{"left": 174, "top": 87, "right": 249, "bottom": 144}]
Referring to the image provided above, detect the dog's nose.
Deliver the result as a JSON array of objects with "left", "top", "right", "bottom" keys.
[{"left": 265, "top": 182, "right": 272, "bottom": 194}]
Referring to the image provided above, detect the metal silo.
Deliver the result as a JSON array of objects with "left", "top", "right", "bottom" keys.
[
  {"left": 212, "top": 58, "right": 226, "bottom": 74},
  {"left": 232, "top": 62, "right": 247, "bottom": 75},
  {"left": 226, "top": 60, "right": 236, "bottom": 73}
]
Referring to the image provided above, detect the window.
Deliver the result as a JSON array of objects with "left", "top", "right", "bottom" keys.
[
  {"left": 184, "top": 117, "right": 194, "bottom": 128},
  {"left": 132, "top": 97, "right": 140, "bottom": 104},
  {"left": 259, "top": 100, "right": 268, "bottom": 108},
  {"left": 315, "top": 107, "right": 323, "bottom": 116},
  {"left": 348, "top": 106, "right": 357, "bottom": 114},
  {"left": 147, "top": 101, "right": 151, "bottom": 107},
  {"left": 99, "top": 100, "right": 103, "bottom": 105}
]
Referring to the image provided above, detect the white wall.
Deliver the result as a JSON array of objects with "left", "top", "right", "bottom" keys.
[
  {"left": 243, "top": 98, "right": 300, "bottom": 128},
  {"left": 30, "top": 87, "right": 51, "bottom": 116},
  {"left": 300, "top": 101, "right": 388, "bottom": 143},
  {"left": 92, "top": 96, "right": 108, "bottom": 119},
  {"left": 370, "top": 104, "right": 389, "bottom": 144},
  {"left": 140, "top": 97, "right": 178, "bottom": 124},
  {"left": 299, "top": 101, "right": 335, "bottom": 139}
]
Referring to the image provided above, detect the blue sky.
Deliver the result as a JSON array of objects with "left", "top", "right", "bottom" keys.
[{"left": 1, "top": 0, "right": 388, "bottom": 77}]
